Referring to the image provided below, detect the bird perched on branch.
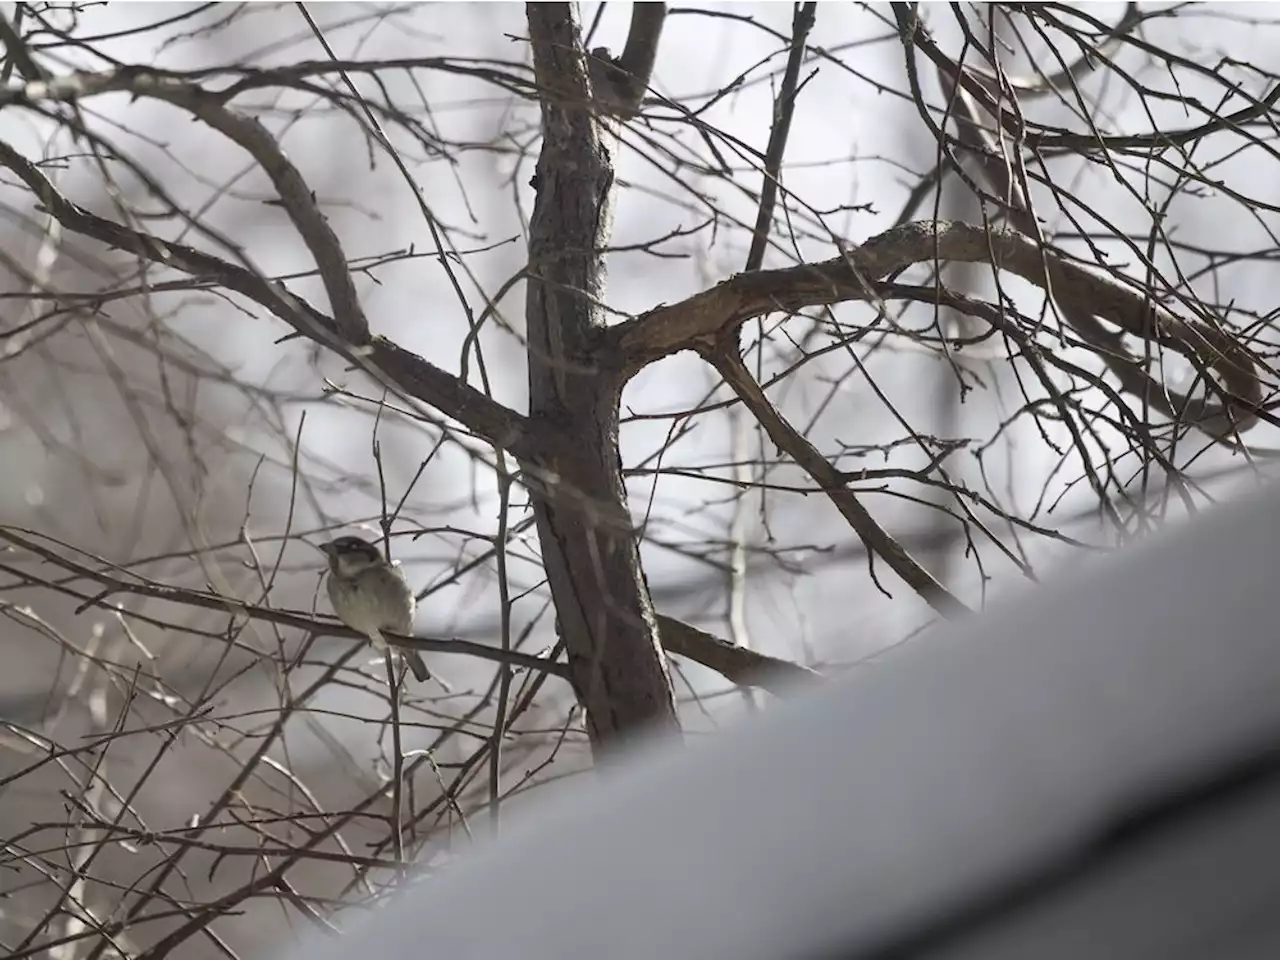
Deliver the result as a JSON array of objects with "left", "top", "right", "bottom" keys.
[{"left": 319, "top": 535, "right": 430, "bottom": 682}]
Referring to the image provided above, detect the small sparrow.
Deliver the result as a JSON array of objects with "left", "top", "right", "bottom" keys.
[{"left": 319, "top": 535, "right": 430, "bottom": 682}]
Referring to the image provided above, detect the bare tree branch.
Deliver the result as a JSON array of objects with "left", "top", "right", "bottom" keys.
[
  {"left": 0, "top": 136, "right": 532, "bottom": 453},
  {"left": 933, "top": 53, "right": 1259, "bottom": 446},
  {"left": 0, "top": 9, "right": 43, "bottom": 82},
  {"left": 605, "top": 219, "right": 1264, "bottom": 441},
  {"left": 708, "top": 350, "right": 969, "bottom": 618},
  {"left": 0, "top": 526, "right": 564, "bottom": 676},
  {"left": 895, "top": 3, "right": 1280, "bottom": 154},
  {"left": 657, "top": 615, "right": 822, "bottom": 694},
  {"left": 7, "top": 70, "right": 369, "bottom": 341},
  {"left": 744, "top": 2, "right": 817, "bottom": 272},
  {"left": 588, "top": 1, "right": 667, "bottom": 117}
]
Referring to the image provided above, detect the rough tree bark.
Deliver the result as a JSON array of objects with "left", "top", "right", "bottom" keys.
[{"left": 523, "top": 3, "right": 679, "bottom": 747}]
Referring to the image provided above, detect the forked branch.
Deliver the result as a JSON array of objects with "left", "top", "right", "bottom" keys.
[
  {"left": 605, "top": 219, "right": 1264, "bottom": 442},
  {"left": 931, "top": 46, "right": 1262, "bottom": 444},
  {"left": 0, "top": 130, "right": 531, "bottom": 454}
]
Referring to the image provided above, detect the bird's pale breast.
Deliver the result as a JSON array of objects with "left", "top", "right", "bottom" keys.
[{"left": 326, "top": 564, "right": 415, "bottom": 635}]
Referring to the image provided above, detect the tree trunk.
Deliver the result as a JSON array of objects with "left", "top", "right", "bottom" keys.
[{"left": 524, "top": 3, "right": 679, "bottom": 749}]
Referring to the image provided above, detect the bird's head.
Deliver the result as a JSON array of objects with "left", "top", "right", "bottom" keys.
[{"left": 319, "top": 536, "right": 384, "bottom": 577}]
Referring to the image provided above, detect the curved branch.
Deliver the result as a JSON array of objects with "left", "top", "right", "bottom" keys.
[
  {"left": 896, "top": 3, "right": 1280, "bottom": 155},
  {"left": 968, "top": 4, "right": 1143, "bottom": 95},
  {"left": 149, "top": 85, "right": 369, "bottom": 342},
  {"left": 934, "top": 55, "right": 1264, "bottom": 443},
  {"left": 605, "top": 219, "right": 1264, "bottom": 441},
  {"left": 657, "top": 615, "right": 822, "bottom": 695},
  {"left": 9, "top": 70, "right": 369, "bottom": 341},
  {"left": 0, "top": 138, "right": 532, "bottom": 454}
]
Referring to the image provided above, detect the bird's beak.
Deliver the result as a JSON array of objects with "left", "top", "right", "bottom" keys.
[{"left": 316, "top": 541, "right": 336, "bottom": 557}]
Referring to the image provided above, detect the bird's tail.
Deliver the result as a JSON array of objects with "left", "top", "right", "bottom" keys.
[
  {"left": 405, "top": 650, "right": 431, "bottom": 682},
  {"left": 370, "top": 627, "right": 430, "bottom": 682}
]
